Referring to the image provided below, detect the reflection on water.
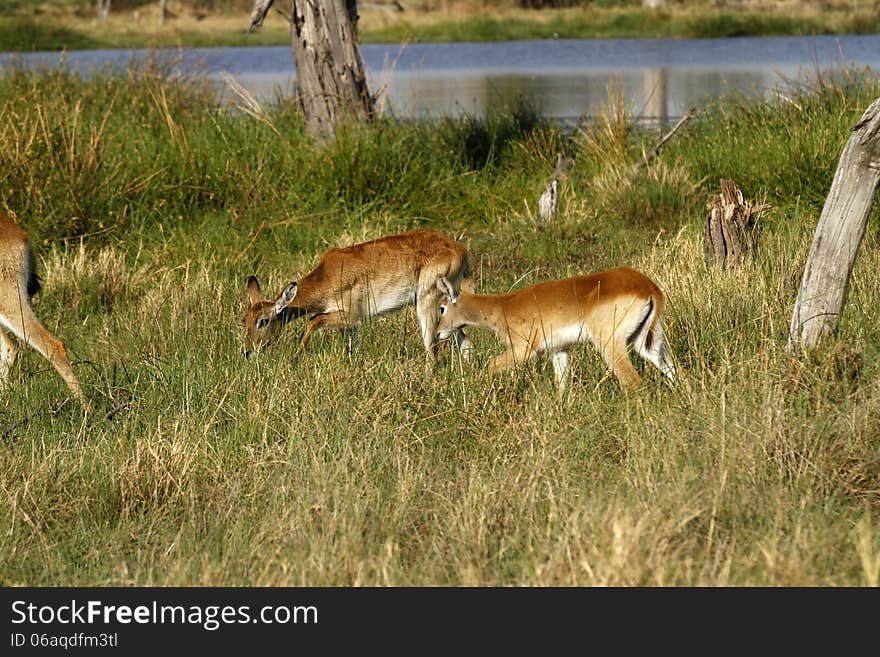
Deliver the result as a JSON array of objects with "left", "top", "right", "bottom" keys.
[
  {"left": 2, "top": 34, "right": 879, "bottom": 125},
  {"left": 367, "top": 68, "right": 774, "bottom": 124}
]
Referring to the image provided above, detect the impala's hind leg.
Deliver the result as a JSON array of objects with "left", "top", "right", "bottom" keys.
[
  {"left": 635, "top": 320, "right": 676, "bottom": 382},
  {"left": 0, "top": 304, "right": 85, "bottom": 404},
  {"left": 415, "top": 293, "right": 440, "bottom": 364},
  {"left": 598, "top": 337, "right": 640, "bottom": 389}
]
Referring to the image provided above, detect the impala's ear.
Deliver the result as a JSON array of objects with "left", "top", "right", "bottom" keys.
[
  {"left": 274, "top": 281, "right": 298, "bottom": 315},
  {"left": 247, "top": 276, "right": 262, "bottom": 305},
  {"left": 437, "top": 276, "right": 459, "bottom": 304}
]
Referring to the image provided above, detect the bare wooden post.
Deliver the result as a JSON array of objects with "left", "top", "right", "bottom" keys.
[
  {"left": 249, "top": 0, "right": 373, "bottom": 143},
  {"left": 704, "top": 179, "right": 772, "bottom": 269},
  {"left": 537, "top": 154, "right": 573, "bottom": 222},
  {"left": 787, "top": 97, "right": 880, "bottom": 351},
  {"left": 96, "top": 0, "right": 111, "bottom": 21},
  {"left": 642, "top": 67, "right": 668, "bottom": 132},
  {"left": 538, "top": 180, "right": 557, "bottom": 222}
]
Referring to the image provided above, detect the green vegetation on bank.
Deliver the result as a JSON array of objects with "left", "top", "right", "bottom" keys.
[
  {"left": 366, "top": 9, "right": 880, "bottom": 44},
  {"left": 0, "top": 59, "right": 878, "bottom": 585},
  {"left": 0, "top": 1, "right": 879, "bottom": 52}
]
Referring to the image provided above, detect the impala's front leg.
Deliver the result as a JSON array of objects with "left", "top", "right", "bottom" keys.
[
  {"left": 344, "top": 326, "right": 361, "bottom": 354},
  {"left": 487, "top": 340, "right": 537, "bottom": 381},
  {"left": 0, "top": 330, "right": 17, "bottom": 385},
  {"left": 455, "top": 330, "right": 472, "bottom": 362},
  {"left": 298, "top": 311, "right": 349, "bottom": 355},
  {"left": 551, "top": 350, "right": 571, "bottom": 397}
]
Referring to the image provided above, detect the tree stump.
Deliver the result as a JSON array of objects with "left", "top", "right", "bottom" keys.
[
  {"left": 787, "top": 96, "right": 880, "bottom": 352},
  {"left": 704, "top": 180, "right": 772, "bottom": 269}
]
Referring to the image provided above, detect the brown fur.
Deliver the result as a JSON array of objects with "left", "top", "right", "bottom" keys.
[
  {"left": 244, "top": 229, "right": 471, "bottom": 362},
  {"left": 437, "top": 267, "right": 676, "bottom": 393},
  {"left": 0, "top": 212, "right": 87, "bottom": 406}
]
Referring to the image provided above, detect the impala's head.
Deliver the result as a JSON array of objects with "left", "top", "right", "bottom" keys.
[
  {"left": 436, "top": 276, "right": 476, "bottom": 340},
  {"left": 243, "top": 275, "right": 298, "bottom": 359}
]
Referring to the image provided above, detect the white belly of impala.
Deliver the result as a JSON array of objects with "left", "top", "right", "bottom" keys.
[
  {"left": 541, "top": 323, "right": 591, "bottom": 352},
  {"left": 366, "top": 284, "right": 416, "bottom": 317}
]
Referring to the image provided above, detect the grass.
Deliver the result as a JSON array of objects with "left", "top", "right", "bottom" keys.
[
  {"left": 0, "top": 59, "right": 879, "bottom": 586},
  {"left": 0, "top": 1, "right": 879, "bottom": 52}
]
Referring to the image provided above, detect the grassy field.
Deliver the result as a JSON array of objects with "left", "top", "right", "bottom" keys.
[
  {"left": 0, "top": 0, "right": 878, "bottom": 51},
  {"left": 0, "top": 58, "right": 879, "bottom": 585}
]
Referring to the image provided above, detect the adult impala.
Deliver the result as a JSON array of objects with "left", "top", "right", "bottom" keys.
[
  {"left": 245, "top": 229, "right": 472, "bottom": 362},
  {"left": 436, "top": 267, "right": 676, "bottom": 394},
  {"left": 0, "top": 212, "right": 87, "bottom": 405}
]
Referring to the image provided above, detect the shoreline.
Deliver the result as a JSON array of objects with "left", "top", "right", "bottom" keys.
[{"left": 1, "top": 4, "right": 878, "bottom": 53}]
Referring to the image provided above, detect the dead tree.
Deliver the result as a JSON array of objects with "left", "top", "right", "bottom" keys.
[
  {"left": 704, "top": 179, "right": 772, "bottom": 269},
  {"left": 160, "top": 0, "right": 168, "bottom": 25},
  {"left": 249, "top": 0, "right": 374, "bottom": 143},
  {"left": 787, "top": 97, "right": 880, "bottom": 352}
]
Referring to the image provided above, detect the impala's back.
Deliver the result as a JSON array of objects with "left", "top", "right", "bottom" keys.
[
  {"left": 500, "top": 267, "right": 664, "bottom": 350},
  {"left": 308, "top": 230, "right": 468, "bottom": 319}
]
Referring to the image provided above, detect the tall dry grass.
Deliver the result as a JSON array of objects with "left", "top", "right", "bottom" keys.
[{"left": 0, "top": 63, "right": 878, "bottom": 585}]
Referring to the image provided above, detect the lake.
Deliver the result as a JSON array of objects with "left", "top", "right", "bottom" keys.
[{"left": 2, "top": 34, "right": 879, "bottom": 125}]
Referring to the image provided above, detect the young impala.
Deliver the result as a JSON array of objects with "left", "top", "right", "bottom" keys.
[
  {"left": 244, "top": 229, "right": 472, "bottom": 362},
  {"left": 0, "top": 212, "right": 87, "bottom": 405},
  {"left": 436, "top": 267, "right": 676, "bottom": 394}
]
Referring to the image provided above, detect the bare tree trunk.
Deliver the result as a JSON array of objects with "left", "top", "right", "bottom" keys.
[
  {"left": 160, "top": 0, "right": 168, "bottom": 25},
  {"left": 97, "top": 0, "right": 111, "bottom": 21},
  {"left": 787, "top": 97, "right": 880, "bottom": 352},
  {"left": 291, "top": 0, "right": 373, "bottom": 142},
  {"left": 248, "top": 0, "right": 373, "bottom": 143}
]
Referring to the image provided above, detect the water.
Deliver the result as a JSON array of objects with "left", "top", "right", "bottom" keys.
[{"left": 2, "top": 34, "right": 879, "bottom": 124}]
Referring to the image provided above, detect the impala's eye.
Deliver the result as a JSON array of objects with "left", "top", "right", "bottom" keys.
[
  {"left": 439, "top": 305, "right": 446, "bottom": 315},
  {"left": 256, "top": 317, "right": 271, "bottom": 329}
]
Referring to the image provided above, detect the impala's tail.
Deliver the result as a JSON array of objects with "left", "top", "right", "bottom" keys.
[
  {"left": 24, "top": 242, "right": 41, "bottom": 299},
  {"left": 627, "top": 295, "right": 676, "bottom": 382}
]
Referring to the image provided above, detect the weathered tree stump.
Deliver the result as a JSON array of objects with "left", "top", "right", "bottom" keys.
[
  {"left": 704, "top": 180, "right": 772, "bottom": 269},
  {"left": 787, "top": 96, "right": 880, "bottom": 352}
]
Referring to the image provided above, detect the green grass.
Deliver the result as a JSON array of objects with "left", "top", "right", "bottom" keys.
[
  {"left": 0, "top": 61, "right": 879, "bottom": 585},
  {"left": 366, "top": 10, "right": 879, "bottom": 44}
]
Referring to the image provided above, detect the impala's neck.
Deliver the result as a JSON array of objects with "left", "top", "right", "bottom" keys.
[
  {"left": 281, "top": 278, "right": 325, "bottom": 315},
  {"left": 456, "top": 292, "right": 507, "bottom": 336}
]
